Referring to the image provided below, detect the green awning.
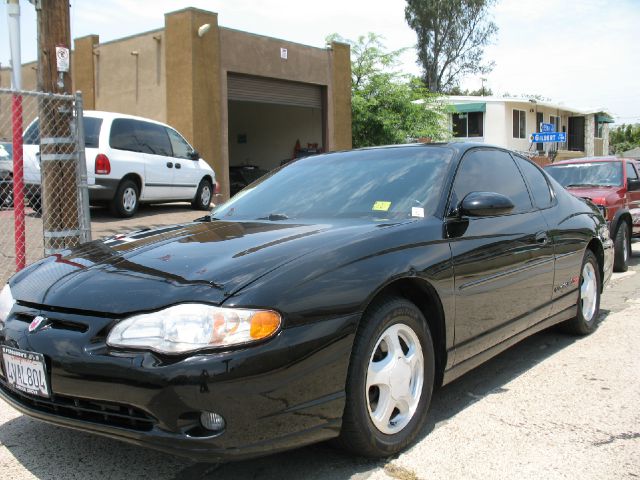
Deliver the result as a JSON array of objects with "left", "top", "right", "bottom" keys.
[
  {"left": 447, "top": 102, "right": 486, "bottom": 114},
  {"left": 596, "top": 114, "right": 614, "bottom": 123}
]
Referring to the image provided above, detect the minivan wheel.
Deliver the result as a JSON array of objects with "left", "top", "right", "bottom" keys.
[
  {"left": 562, "top": 250, "right": 601, "bottom": 335},
  {"left": 613, "top": 222, "right": 630, "bottom": 273},
  {"left": 336, "top": 296, "right": 435, "bottom": 458},
  {"left": 192, "top": 178, "right": 213, "bottom": 210},
  {"left": 111, "top": 179, "right": 139, "bottom": 218}
]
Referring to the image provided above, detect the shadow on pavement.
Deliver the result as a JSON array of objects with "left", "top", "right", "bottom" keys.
[{"left": 0, "top": 310, "right": 612, "bottom": 480}]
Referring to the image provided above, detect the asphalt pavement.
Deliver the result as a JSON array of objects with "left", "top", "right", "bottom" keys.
[{"left": 0, "top": 234, "right": 638, "bottom": 480}]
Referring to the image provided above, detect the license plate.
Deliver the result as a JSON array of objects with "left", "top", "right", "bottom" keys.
[{"left": 1, "top": 346, "right": 50, "bottom": 398}]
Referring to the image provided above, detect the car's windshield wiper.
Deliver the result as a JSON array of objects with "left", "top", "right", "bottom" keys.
[
  {"left": 257, "top": 213, "right": 289, "bottom": 221},
  {"left": 564, "top": 183, "right": 605, "bottom": 188}
]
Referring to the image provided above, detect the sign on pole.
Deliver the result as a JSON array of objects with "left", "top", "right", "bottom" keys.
[
  {"left": 530, "top": 132, "right": 567, "bottom": 143},
  {"left": 540, "top": 122, "right": 555, "bottom": 133}
]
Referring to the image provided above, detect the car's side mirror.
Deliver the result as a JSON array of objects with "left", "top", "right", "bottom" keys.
[
  {"left": 628, "top": 179, "right": 640, "bottom": 191},
  {"left": 187, "top": 149, "right": 199, "bottom": 160},
  {"left": 459, "top": 191, "right": 515, "bottom": 217}
]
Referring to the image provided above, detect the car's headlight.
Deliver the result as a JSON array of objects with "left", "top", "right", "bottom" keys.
[
  {"left": 106, "top": 304, "right": 281, "bottom": 354},
  {"left": 0, "top": 284, "right": 15, "bottom": 325}
]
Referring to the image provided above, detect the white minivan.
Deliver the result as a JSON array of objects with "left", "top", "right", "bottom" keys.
[{"left": 23, "top": 111, "right": 217, "bottom": 217}]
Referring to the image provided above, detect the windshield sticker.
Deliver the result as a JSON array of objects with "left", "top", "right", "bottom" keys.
[
  {"left": 372, "top": 201, "right": 391, "bottom": 211},
  {"left": 411, "top": 207, "right": 425, "bottom": 218}
]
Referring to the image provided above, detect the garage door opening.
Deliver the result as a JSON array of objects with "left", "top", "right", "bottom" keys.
[{"left": 227, "top": 74, "right": 325, "bottom": 196}]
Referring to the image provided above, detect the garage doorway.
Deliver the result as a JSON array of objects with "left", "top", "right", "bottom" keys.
[{"left": 227, "top": 74, "right": 325, "bottom": 195}]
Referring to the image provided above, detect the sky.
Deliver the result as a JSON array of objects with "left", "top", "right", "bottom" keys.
[{"left": 1, "top": 0, "right": 639, "bottom": 124}]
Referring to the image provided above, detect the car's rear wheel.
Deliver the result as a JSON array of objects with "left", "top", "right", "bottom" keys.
[
  {"left": 192, "top": 178, "right": 213, "bottom": 210},
  {"left": 613, "top": 221, "right": 630, "bottom": 272},
  {"left": 562, "top": 250, "right": 601, "bottom": 335},
  {"left": 337, "top": 296, "right": 434, "bottom": 457},
  {"left": 111, "top": 179, "right": 139, "bottom": 218}
]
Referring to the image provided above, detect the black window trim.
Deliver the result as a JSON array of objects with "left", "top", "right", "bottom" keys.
[
  {"left": 510, "top": 153, "right": 558, "bottom": 211},
  {"left": 445, "top": 147, "right": 537, "bottom": 218},
  {"left": 512, "top": 109, "right": 527, "bottom": 139}
]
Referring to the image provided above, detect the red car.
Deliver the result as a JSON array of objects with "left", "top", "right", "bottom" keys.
[{"left": 545, "top": 156, "right": 640, "bottom": 272}]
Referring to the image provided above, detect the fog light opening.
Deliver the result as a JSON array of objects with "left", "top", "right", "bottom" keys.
[{"left": 200, "top": 411, "right": 226, "bottom": 432}]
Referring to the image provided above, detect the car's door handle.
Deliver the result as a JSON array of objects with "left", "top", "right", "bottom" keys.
[
  {"left": 535, "top": 232, "right": 548, "bottom": 244},
  {"left": 175, "top": 163, "right": 181, "bottom": 169},
  {"left": 166, "top": 162, "right": 173, "bottom": 168}
]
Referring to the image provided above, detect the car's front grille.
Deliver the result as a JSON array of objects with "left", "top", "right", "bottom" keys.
[{"left": 0, "top": 380, "right": 156, "bottom": 431}]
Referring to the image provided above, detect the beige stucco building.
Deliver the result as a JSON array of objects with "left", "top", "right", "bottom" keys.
[
  {"left": 0, "top": 7, "right": 352, "bottom": 199},
  {"left": 446, "top": 96, "right": 613, "bottom": 160}
]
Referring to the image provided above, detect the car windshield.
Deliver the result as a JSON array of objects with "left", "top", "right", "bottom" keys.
[
  {"left": 212, "top": 146, "right": 453, "bottom": 221},
  {"left": 545, "top": 162, "right": 623, "bottom": 187}
]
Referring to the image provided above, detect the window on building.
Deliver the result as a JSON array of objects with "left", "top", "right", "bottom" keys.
[
  {"left": 452, "top": 112, "right": 484, "bottom": 138},
  {"left": 549, "top": 115, "right": 560, "bottom": 132},
  {"left": 513, "top": 109, "right": 526, "bottom": 139},
  {"left": 595, "top": 122, "right": 605, "bottom": 138}
]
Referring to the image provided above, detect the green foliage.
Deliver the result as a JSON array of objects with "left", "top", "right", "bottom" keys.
[
  {"left": 446, "top": 85, "right": 493, "bottom": 96},
  {"left": 405, "top": 0, "right": 498, "bottom": 92},
  {"left": 328, "top": 33, "right": 449, "bottom": 148},
  {"left": 610, "top": 123, "right": 640, "bottom": 154}
]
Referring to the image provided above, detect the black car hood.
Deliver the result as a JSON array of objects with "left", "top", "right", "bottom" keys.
[{"left": 10, "top": 219, "right": 376, "bottom": 316}]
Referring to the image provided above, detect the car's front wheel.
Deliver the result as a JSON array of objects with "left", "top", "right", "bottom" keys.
[
  {"left": 613, "top": 221, "right": 630, "bottom": 272},
  {"left": 563, "top": 250, "right": 601, "bottom": 335},
  {"left": 337, "top": 296, "right": 435, "bottom": 457},
  {"left": 111, "top": 179, "right": 139, "bottom": 218},
  {"left": 192, "top": 178, "right": 213, "bottom": 210}
]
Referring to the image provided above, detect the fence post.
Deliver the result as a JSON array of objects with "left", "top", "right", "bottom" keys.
[
  {"left": 74, "top": 92, "right": 92, "bottom": 244},
  {"left": 11, "top": 93, "right": 26, "bottom": 271}
]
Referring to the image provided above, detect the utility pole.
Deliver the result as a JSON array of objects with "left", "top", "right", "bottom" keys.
[{"left": 36, "top": 0, "right": 80, "bottom": 253}]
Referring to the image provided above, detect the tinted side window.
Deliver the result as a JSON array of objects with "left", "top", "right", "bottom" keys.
[
  {"left": 626, "top": 162, "right": 639, "bottom": 180},
  {"left": 452, "top": 149, "right": 532, "bottom": 214},
  {"left": 136, "top": 121, "right": 172, "bottom": 156},
  {"left": 83, "top": 117, "right": 103, "bottom": 148},
  {"left": 109, "top": 119, "right": 172, "bottom": 156},
  {"left": 24, "top": 121, "right": 40, "bottom": 145},
  {"left": 110, "top": 118, "right": 142, "bottom": 153},
  {"left": 515, "top": 156, "right": 553, "bottom": 209},
  {"left": 166, "top": 128, "right": 192, "bottom": 159}
]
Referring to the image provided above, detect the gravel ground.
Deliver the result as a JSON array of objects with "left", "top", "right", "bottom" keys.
[{"left": 0, "top": 219, "right": 638, "bottom": 480}]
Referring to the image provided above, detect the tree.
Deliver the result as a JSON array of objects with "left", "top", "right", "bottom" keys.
[
  {"left": 446, "top": 85, "right": 493, "bottom": 96},
  {"left": 328, "top": 33, "right": 448, "bottom": 148},
  {"left": 405, "top": 0, "right": 497, "bottom": 93},
  {"left": 609, "top": 123, "right": 640, "bottom": 154}
]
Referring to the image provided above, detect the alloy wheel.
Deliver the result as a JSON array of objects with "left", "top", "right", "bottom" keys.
[
  {"left": 122, "top": 187, "right": 137, "bottom": 212},
  {"left": 580, "top": 262, "right": 598, "bottom": 322},
  {"left": 366, "top": 323, "right": 424, "bottom": 435}
]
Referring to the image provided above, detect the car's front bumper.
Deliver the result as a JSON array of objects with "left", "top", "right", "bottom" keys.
[{"left": 0, "top": 304, "right": 357, "bottom": 461}]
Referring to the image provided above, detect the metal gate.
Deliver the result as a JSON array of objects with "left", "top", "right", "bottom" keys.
[
  {"left": 227, "top": 74, "right": 322, "bottom": 108},
  {"left": 0, "top": 89, "right": 91, "bottom": 285}
]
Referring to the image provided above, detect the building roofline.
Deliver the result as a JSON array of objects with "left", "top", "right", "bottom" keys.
[{"left": 445, "top": 95, "right": 612, "bottom": 117}]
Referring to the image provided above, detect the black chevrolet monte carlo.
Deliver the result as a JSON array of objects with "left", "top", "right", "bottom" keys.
[{"left": 0, "top": 143, "right": 613, "bottom": 461}]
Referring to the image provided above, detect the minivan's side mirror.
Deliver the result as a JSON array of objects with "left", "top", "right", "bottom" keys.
[
  {"left": 628, "top": 179, "right": 640, "bottom": 191},
  {"left": 187, "top": 149, "right": 199, "bottom": 160},
  {"left": 459, "top": 191, "right": 515, "bottom": 217}
]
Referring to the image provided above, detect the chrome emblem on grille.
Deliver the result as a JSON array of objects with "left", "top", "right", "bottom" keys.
[{"left": 28, "top": 316, "right": 48, "bottom": 333}]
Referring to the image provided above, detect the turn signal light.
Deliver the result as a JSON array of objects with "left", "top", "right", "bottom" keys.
[
  {"left": 95, "top": 154, "right": 111, "bottom": 174},
  {"left": 250, "top": 311, "right": 281, "bottom": 339}
]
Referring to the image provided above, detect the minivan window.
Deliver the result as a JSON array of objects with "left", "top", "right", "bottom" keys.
[
  {"left": 110, "top": 119, "right": 172, "bottom": 156},
  {"left": 22, "top": 117, "right": 102, "bottom": 148},
  {"left": 166, "top": 128, "right": 192, "bottom": 159},
  {"left": 451, "top": 149, "right": 532, "bottom": 214}
]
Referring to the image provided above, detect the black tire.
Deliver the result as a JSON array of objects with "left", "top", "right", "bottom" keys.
[
  {"left": 336, "top": 296, "right": 435, "bottom": 458},
  {"left": 191, "top": 178, "right": 213, "bottom": 210},
  {"left": 562, "top": 250, "right": 601, "bottom": 335},
  {"left": 613, "top": 222, "right": 630, "bottom": 273},
  {"left": 110, "top": 179, "right": 139, "bottom": 218}
]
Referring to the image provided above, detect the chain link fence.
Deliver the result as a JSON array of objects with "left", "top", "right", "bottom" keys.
[{"left": 0, "top": 89, "right": 91, "bottom": 285}]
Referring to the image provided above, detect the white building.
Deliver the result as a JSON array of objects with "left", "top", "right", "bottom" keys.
[{"left": 445, "top": 96, "right": 614, "bottom": 159}]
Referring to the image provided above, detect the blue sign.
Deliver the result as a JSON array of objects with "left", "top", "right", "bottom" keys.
[
  {"left": 540, "top": 122, "right": 555, "bottom": 133},
  {"left": 530, "top": 132, "right": 566, "bottom": 143}
]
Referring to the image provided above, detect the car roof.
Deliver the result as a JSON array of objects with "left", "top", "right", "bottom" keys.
[
  {"left": 549, "top": 156, "right": 632, "bottom": 165},
  {"left": 84, "top": 110, "right": 171, "bottom": 128}
]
